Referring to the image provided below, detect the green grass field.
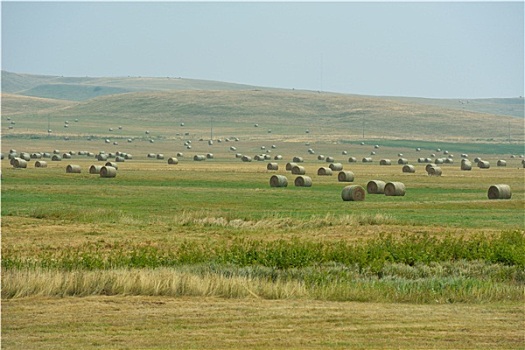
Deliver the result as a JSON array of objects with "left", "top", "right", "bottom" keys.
[{"left": 1, "top": 72, "right": 524, "bottom": 349}]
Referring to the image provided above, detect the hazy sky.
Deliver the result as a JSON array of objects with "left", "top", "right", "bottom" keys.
[{"left": 2, "top": 1, "right": 524, "bottom": 98}]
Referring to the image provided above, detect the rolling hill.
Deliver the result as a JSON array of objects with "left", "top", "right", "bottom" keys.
[{"left": 1, "top": 71, "right": 524, "bottom": 145}]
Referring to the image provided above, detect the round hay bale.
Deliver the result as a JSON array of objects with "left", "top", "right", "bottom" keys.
[
  {"left": 193, "top": 155, "right": 206, "bottom": 161},
  {"left": 362, "top": 157, "right": 373, "bottom": 163},
  {"left": 31, "top": 152, "right": 43, "bottom": 159},
  {"left": 286, "top": 162, "right": 298, "bottom": 171},
  {"left": 461, "top": 154, "right": 469, "bottom": 158},
  {"left": 292, "top": 156, "right": 304, "bottom": 163},
  {"left": 380, "top": 159, "right": 392, "bottom": 166},
  {"left": 348, "top": 157, "right": 357, "bottom": 163},
  {"left": 325, "top": 156, "right": 335, "bottom": 163},
  {"left": 434, "top": 158, "right": 444, "bottom": 164},
  {"left": 51, "top": 155, "right": 62, "bottom": 161},
  {"left": 497, "top": 160, "right": 507, "bottom": 167},
  {"left": 274, "top": 155, "right": 283, "bottom": 160},
  {"left": 156, "top": 154, "right": 165, "bottom": 160},
  {"left": 100, "top": 166, "right": 117, "bottom": 178},
  {"left": 425, "top": 163, "right": 435, "bottom": 172},
  {"left": 427, "top": 166, "right": 442, "bottom": 176},
  {"left": 488, "top": 184, "right": 511, "bottom": 200},
  {"left": 35, "top": 160, "right": 48, "bottom": 168},
  {"left": 177, "top": 152, "right": 184, "bottom": 157},
  {"left": 478, "top": 160, "right": 490, "bottom": 169},
  {"left": 417, "top": 158, "right": 426, "bottom": 163},
  {"left": 460, "top": 159, "right": 472, "bottom": 171},
  {"left": 317, "top": 155, "right": 326, "bottom": 161},
  {"left": 168, "top": 157, "right": 179, "bottom": 165},
  {"left": 115, "top": 156, "right": 125, "bottom": 162},
  {"left": 397, "top": 158, "right": 408, "bottom": 165},
  {"left": 294, "top": 175, "right": 312, "bottom": 187},
  {"left": 241, "top": 155, "right": 252, "bottom": 162},
  {"left": 384, "top": 182, "right": 406, "bottom": 196},
  {"left": 317, "top": 167, "right": 333, "bottom": 176},
  {"left": 62, "top": 153, "right": 72, "bottom": 159},
  {"left": 13, "top": 158, "right": 27, "bottom": 168},
  {"left": 105, "top": 161, "right": 118, "bottom": 170},
  {"left": 402, "top": 164, "right": 415, "bottom": 173},
  {"left": 338, "top": 171, "right": 355, "bottom": 182},
  {"left": 474, "top": 157, "right": 482, "bottom": 163},
  {"left": 124, "top": 154, "right": 133, "bottom": 160},
  {"left": 206, "top": 153, "right": 214, "bottom": 159},
  {"left": 66, "top": 164, "right": 81, "bottom": 173},
  {"left": 444, "top": 158, "right": 454, "bottom": 164},
  {"left": 329, "top": 162, "right": 343, "bottom": 171},
  {"left": 267, "top": 162, "right": 279, "bottom": 171},
  {"left": 291, "top": 165, "right": 306, "bottom": 175},
  {"left": 89, "top": 165, "right": 102, "bottom": 174},
  {"left": 43, "top": 152, "right": 51, "bottom": 158},
  {"left": 97, "top": 154, "right": 108, "bottom": 161},
  {"left": 341, "top": 185, "right": 366, "bottom": 201},
  {"left": 367, "top": 180, "right": 386, "bottom": 194},
  {"left": 270, "top": 175, "right": 288, "bottom": 187},
  {"left": 147, "top": 153, "right": 156, "bottom": 158}
]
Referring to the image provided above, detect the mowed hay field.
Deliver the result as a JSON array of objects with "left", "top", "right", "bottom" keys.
[{"left": 2, "top": 75, "right": 525, "bottom": 349}]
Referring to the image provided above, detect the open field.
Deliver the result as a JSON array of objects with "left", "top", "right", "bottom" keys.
[{"left": 2, "top": 72, "right": 524, "bottom": 349}]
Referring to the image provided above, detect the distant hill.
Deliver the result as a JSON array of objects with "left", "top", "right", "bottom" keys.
[
  {"left": 1, "top": 71, "right": 268, "bottom": 101},
  {"left": 1, "top": 71, "right": 523, "bottom": 143}
]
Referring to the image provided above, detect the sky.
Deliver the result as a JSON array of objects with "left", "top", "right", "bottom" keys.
[{"left": 1, "top": 1, "right": 524, "bottom": 99}]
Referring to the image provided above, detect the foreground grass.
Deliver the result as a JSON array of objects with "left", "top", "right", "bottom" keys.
[{"left": 2, "top": 296, "right": 523, "bottom": 350}]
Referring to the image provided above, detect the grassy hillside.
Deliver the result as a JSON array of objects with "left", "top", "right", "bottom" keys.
[{"left": 2, "top": 71, "right": 266, "bottom": 101}]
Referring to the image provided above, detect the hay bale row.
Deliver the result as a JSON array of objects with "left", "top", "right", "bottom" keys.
[
  {"left": 294, "top": 175, "right": 312, "bottom": 187},
  {"left": 341, "top": 185, "right": 365, "bottom": 201},
  {"left": 488, "top": 184, "right": 511, "bottom": 200}
]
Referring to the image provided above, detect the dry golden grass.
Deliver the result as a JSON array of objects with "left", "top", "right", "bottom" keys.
[{"left": 2, "top": 295, "right": 523, "bottom": 349}]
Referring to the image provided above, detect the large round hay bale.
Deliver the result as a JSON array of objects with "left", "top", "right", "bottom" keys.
[
  {"left": 497, "top": 160, "right": 507, "bottom": 167},
  {"left": 317, "top": 167, "right": 333, "bottom": 176},
  {"left": 384, "top": 182, "right": 406, "bottom": 196},
  {"left": 168, "top": 157, "right": 179, "bottom": 165},
  {"left": 51, "top": 154, "right": 62, "bottom": 161},
  {"left": 292, "top": 156, "right": 304, "bottom": 163},
  {"left": 317, "top": 155, "right": 326, "bottom": 161},
  {"left": 427, "top": 166, "right": 442, "bottom": 176},
  {"left": 329, "top": 162, "right": 343, "bottom": 171},
  {"left": 398, "top": 158, "right": 408, "bottom": 165},
  {"left": 100, "top": 166, "right": 117, "bottom": 178},
  {"left": 478, "top": 160, "right": 490, "bottom": 169},
  {"left": 20, "top": 152, "right": 31, "bottom": 161},
  {"left": 362, "top": 157, "right": 373, "bottom": 163},
  {"left": 294, "top": 175, "right": 312, "bottom": 187},
  {"left": 62, "top": 153, "right": 72, "bottom": 159},
  {"left": 338, "top": 171, "right": 355, "bottom": 182},
  {"left": 270, "top": 175, "right": 288, "bottom": 187},
  {"left": 13, "top": 158, "right": 27, "bottom": 168},
  {"left": 31, "top": 152, "right": 43, "bottom": 159},
  {"left": 206, "top": 153, "right": 214, "bottom": 159},
  {"left": 193, "top": 155, "right": 206, "bottom": 161},
  {"left": 105, "top": 161, "right": 118, "bottom": 170},
  {"left": 267, "top": 162, "right": 279, "bottom": 171},
  {"left": 402, "top": 164, "right": 415, "bottom": 173},
  {"left": 348, "top": 157, "right": 357, "bottom": 163},
  {"left": 89, "top": 165, "right": 102, "bottom": 174},
  {"left": 461, "top": 159, "right": 472, "bottom": 171},
  {"left": 341, "top": 185, "right": 366, "bottom": 201},
  {"left": 274, "top": 155, "right": 283, "bottom": 160},
  {"left": 325, "top": 156, "right": 335, "bottom": 163},
  {"left": 434, "top": 158, "right": 444, "bottom": 164},
  {"left": 286, "top": 162, "right": 298, "bottom": 171},
  {"left": 115, "top": 156, "right": 125, "bottom": 162},
  {"left": 147, "top": 153, "right": 156, "bottom": 158},
  {"left": 425, "top": 163, "right": 435, "bottom": 172},
  {"left": 35, "top": 160, "right": 48, "bottom": 168},
  {"left": 241, "top": 155, "right": 252, "bottom": 162},
  {"left": 291, "top": 165, "right": 306, "bottom": 175},
  {"left": 380, "top": 159, "right": 391, "bottom": 166},
  {"left": 488, "top": 184, "right": 511, "bottom": 200},
  {"left": 66, "top": 164, "right": 81, "bottom": 173},
  {"left": 367, "top": 180, "right": 386, "bottom": 194},
  {"left": 156, "top": 154, "right": 165, "bottom": 160},
  {"left": 124, "top": 154, "right": 133, "bottom": 160}
]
